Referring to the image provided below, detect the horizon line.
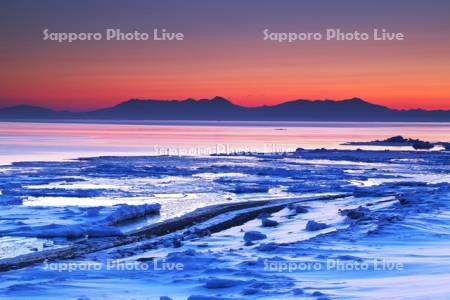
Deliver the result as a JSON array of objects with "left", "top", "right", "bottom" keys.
[{"left": 2, "top": 96, "right": 450, "bottom": 112}]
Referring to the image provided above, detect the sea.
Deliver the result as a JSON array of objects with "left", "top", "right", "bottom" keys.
[{"left": 0, "top": 121, "right": 449, "bottom": 165}]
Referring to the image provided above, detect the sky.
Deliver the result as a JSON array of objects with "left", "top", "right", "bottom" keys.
[{"left": 0, "top": 0, "right": 449, "bottom": 111}]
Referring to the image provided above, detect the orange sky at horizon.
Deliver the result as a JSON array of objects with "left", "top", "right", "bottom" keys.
[
  {"left": 2, "top": 32, "right": 449, "bottom": 111},
  {"left": 1, "top": 1, "right": 449, "bottom": 111}
]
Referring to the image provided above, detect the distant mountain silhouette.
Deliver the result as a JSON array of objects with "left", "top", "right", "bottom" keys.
[
  {"left": 1, "top": 97, "right": 449, "bottom": 122},
  {"left": 0, "top": 105, "right": 58, "bottom": 119}
]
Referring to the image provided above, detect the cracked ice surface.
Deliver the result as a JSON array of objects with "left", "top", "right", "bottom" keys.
[{"left": 0, "top": 149, "right": 449, "bottom": 299}]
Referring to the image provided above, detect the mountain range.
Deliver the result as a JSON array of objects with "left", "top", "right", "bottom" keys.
[{"left": 0, "top": 97, "right": 449, "bottom": 122}]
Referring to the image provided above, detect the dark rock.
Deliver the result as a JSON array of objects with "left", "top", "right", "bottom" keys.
[
  {"left": 257, "top": 243, "right": 278, "bottom": 252},
  {"left": 305, "top": 220, "right": 329, "bottom": 231},
  {"left": 385, "top": 136, "right": 407, "bottom": 143},
  {"left": 136, "top": 257, "right": 155, "bottom": 262},
  {"left": 261, "top": 218, "right": 278, "bottom": 227},
  {"left": 294, "top": 206, "right": 308, "bottom": 213},
  {"left": 340, "top": 206, "right": 370, "bottom": 219},
  {"left": 292, "top": 288, "right": 304, "bottom": 295},
  {"left": 396, "top": 194, "right": 410, "bottom": 205},
  {"left": 244, "top": 231, "right": 267, "bottom": 245},
  {"left": 412, "top": 140, "right": 434, "bottom": 150}
]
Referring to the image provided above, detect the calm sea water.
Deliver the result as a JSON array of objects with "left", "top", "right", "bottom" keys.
[{"left": 0, "top": 121, "right": 449, "bottom": 165}]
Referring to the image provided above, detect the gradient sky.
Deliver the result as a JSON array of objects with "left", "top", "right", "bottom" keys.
[{"left": 1, "top": 0, "right": 449, "bottom": 111}]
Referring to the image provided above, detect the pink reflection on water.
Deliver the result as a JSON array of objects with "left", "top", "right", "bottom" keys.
[{"left": 0, "top": 121, "right": 449, "bottom": 164}]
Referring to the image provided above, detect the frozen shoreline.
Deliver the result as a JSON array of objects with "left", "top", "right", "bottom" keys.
[{"left": 0, "top": 149, "right": 449, "bottom": 299}]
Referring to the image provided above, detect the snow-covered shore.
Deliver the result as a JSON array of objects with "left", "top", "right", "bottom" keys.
[{"left": 0, "top": 149, "right": 449, "bottom": 299}]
